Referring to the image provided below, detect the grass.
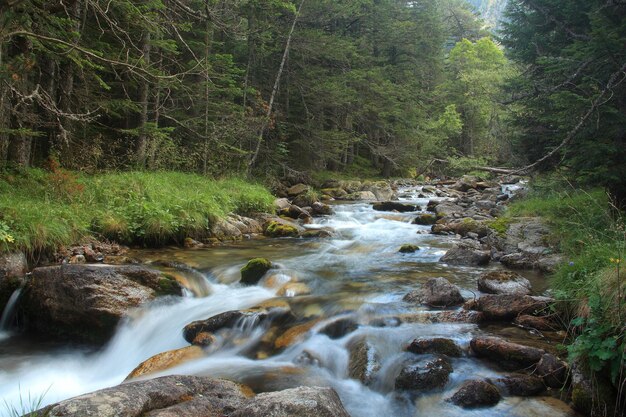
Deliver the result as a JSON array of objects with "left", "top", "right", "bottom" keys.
[
  {"left": 502, "top": 178, "right": 625, "bottom": 402},
  {"left": 3, "top": 384, "right": 50, "bottom": 417},
  {"left": 0, "top": 169, "right": 275, "bottom": 255}
]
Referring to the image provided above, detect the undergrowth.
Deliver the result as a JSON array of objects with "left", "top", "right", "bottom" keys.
[{"left": 0, "top": 168, "right": 274, "bottom": 255}]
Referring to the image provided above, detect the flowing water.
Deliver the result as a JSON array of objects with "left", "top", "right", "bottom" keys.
[{"left": 0, "top": 189, "right": 577, "bottom": 416}]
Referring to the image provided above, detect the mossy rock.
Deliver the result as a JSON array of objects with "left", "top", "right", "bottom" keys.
[
  {"left": 240, "top": 258, "right": 273, "bottom": 285},
  {"left": 399, "top": 244, "right": 420, "bottom": 253},
  {"left": 157, "top": 275, "right": 185, "bottom": 296},
  {"left": 265, "top": 221, "right": 299, "bottom": 238},
  {"left": 413, "top": 214, "right": 437, "bottom": 225}
]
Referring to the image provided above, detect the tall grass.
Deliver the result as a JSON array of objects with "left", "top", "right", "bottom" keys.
[{"left": 0, "top": 169, "right": 274, "bottom": 254}]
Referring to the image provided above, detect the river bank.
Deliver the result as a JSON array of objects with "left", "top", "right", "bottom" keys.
[{"left": 0, "top": 174, "right": 620, "bottom": 416}]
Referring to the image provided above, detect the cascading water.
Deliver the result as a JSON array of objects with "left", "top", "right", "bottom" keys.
[
  {"left": 0, "top": 187, "right": 575, "bottom": 417},
  {"left": 0, "top": 288, "right": 21, "bottom": 341}
]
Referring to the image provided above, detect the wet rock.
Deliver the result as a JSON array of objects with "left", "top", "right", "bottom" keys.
[
  {"left": 300, "top": 229, "right": 333, "bottom": 238},
  {"left": 398, "top": 309, "right": 485, "bottom": 324},
  {"left": 265, "top": 220, "right": 300, "bottom": 238},
  {"left": 536, "top": 353, "right": 568, "bottom": 388},
  {"left": 126, "top": 346, "right": 205, "bottom": 380},
  {"left": 403, "top": 277, "right": 464, "bottom": 307},
  {"left": 570, "top": 359, "right": 618, "bottom": 416},
  {"left": 231, "top": 386, "right": 350, "bottom": 417},
  {"left": 407, "top": 338, "right": 462, "bottom": 357},
  {"left": 0, "top": 251, "right": 27, "bottom": 310},
  {"left": 495, "top": 374, "right": 545, "bottom": 396},
  {"left": 39, "top": 375, "right": 249, "bottom": 417},
  {"left": 240, "top": 258, "right": 273, "bottom": 285},
  {"left": 413, "top": 213, "right": 437, "bottom": 225},
  {"left": 440, "top": 244, "right": 490, "bottom": 266},
  {"left": 183, "top": 310, "right": 250, "bottom": 343},
  {"left": 478, "top": 270, "right": 532, "bottom": 295},
  {"left": 277, "top": 282, "right": 311, "bottom": 297},
  {"left": 319, "top": 317, "right": 358, "bottom": 339},
  {"left": 395, "top": 356, "right": 453, "bottom": 391},
  {"left": 280, "top": 205, "right": 310, "bottom": 220},
  {"left": 470, "top": 336, "right": 544, "bottom": 370},
  {"left": 372, "top": 201, "right": 417, "bottom": 212},
  {"left": 514, "top": 314, "right": 557, "bottom": 331},
  {"left": 311, "top": 201, "right": 333, "bottom": 216},
  {"left": 274, "top": 319, "right": 322, "bottom": 349},
  {"left": 464, "top": 294, "right": 553, "bottom": 320},
  {"left": 348, "top": 336, "right": 381, "bottom": 384},
  {"left": 426, "top": 200, "right": 439, "bottom": 212},
  {"left": 192, "top": 331, "right": 217, "bottom": 347},
  {"left": 433, "top": 220, "right": 490, "bottom": 238},
  {"left": 183, "top": 237, "right": 203, "bottom": 248},
  {"left": 449, "top": 380, "right": 500, "bottom": 408},
  {"left": 21, "top": 264, "right": 182, "bottom": 344},
  {"left": 287, "top": 183, "right": 310, "bottom": 197},
  {"left": 399, "top": 244, "right": 420, "bottom": 253}
]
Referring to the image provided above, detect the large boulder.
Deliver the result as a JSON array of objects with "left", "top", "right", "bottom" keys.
[
  {"left": 470, "top": 336, "right": 545, "bottom": 370},
  {"left": 440, "top": 244, "right": 490, "bottom": 266},
  {"left": 403, "top": 277, "right": 464, "bottom": 307},
  {"left": 372, "top": 201, "right": 417, "bottom": 212},
  {"left": 0, "top": 251, "right": 28, "bottom": 311},
  {"left": 477, "top": 270, "right": 532, "bottom": 295},
  {"left": 230, "top": 386, "right": 350, "bottom": 417},
  {"left": 464, "top": 294, "right": 553, "bottom": 320},
  {"left": 449, "top": 380, "right": 500, "bottom": 408},
  {"left": 536, "top": 353, "right": 568, "bottom": 388},
  {"left": 395, "top": 356, "right": 453, "bottom": 391},
  {"left": 264, "top": 220, "right": 300, "bottom": 238},
  {"left": 287, "top": 183, "right": 310, "bottom": 197},
  {"left": 413, "top": 213, "right": 437, "bottom": 225},
  {"left": 21, "top": 264, "right": 182, "bottom": 344},
  {"left": 40, "top": 376, "right": 250, "bottom": 417}
]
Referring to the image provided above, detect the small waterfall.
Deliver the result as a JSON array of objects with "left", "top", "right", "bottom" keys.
[{"left": 0, "top": 288, "right": 22, "bottom": 332}]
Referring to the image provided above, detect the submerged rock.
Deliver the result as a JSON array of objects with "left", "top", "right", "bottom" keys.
[
  {"left": 319, "top": 317, "right": 358, "bottom": 339},
  {"left": 403, "top": 277, "right": 464, "bottom": 307},
  {"left": 407, "top": 338, "right": 462, "bottom": 357},
  {"left": 230, "top": 386, "right": 350, "bottom": 417},
  {"left": 39, "top": 375, "right": 250, "bottom": 417},
  {"left": 348, "top": 336, "right": 381, "bottom": 384},
  {"left": 478, "top": 270, "right": 532, "bottom": 295},
  {"left": 449, "top": 380, "right": 500, "bottom": 408},
  {"left": 21, "top": 264, "right": 182, "bottom": 344},
  {"left": 240, "top": 258, "right": 273, "bottom": 285},
  {"left": 395, "top": 356, "right": 453, "bottom": 391}
]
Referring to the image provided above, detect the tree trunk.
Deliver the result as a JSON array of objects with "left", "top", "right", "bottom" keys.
[
  {"left": 0, "top": 43, "right": 9, "bottom": 166},
  {"left": 136, "top": 31, "right": 151, "bottom": 169}
]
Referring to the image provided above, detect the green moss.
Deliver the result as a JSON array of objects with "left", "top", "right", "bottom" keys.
[
  {"left": 265, "top": 221, "right": 299, "bottom": 238},
  {"left": 413, "top": 213, "right": 437, "bottom": 225},
  {"left": 156, "top": 276, "right": 183, "bottom": 296},
  {"left": 240, "top": 258, "right": 273, "bottom": 285},
  {"left": 487, "top": 216, "right": 512, "bottom": 236},
  {"left": 399, "top": 244, "right": 420, "bottom": 253}
]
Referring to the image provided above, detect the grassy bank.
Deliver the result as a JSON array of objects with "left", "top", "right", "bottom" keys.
[
  {"left": 503, "top": 179, "right": 625, "bottom": 390},
  {"left": 0, "top": 169, "right": 275, "bottom": 255}
]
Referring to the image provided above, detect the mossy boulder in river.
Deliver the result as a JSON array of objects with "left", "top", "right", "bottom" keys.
[
  {"left": 265, "top": 221, "right": 299, "bottom": 238},
  {"left": 240, "top": 258, "right": 273, "bottom": 285},
  {"left": 395, "top": 356, "right": 453, "bottom": 391},
  {"left": 407, "top": 338, "right": 462, "bottom": 357},
  {"left": 412, "top": 213, "right": 437, "bottom": 225},
  {"left": 449, "top": 380, "right": 500, "bottom": 408},
  {"left": 399, "top": 244, "right": 420, "bottom": 253},
  {"left": 21, "top": 264, "right": 182, "bottom": 344}
]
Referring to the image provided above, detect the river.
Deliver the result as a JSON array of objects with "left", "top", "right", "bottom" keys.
[{"left": 0, "top": 188, "right": 576, "bottom": 416}]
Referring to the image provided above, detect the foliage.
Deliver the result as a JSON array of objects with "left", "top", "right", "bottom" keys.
[{"left": 0, "top": 169, "right": 274, "bottom": 254}]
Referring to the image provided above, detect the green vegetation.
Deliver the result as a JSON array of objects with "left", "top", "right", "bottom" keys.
[
  {"left": 0, "top": 169, "right": 274, "bottom": 255},
  {"left": 265, "top": 221, "right": 299, "bottom": 238},
  {"left": 504, "top": 179, "right": 625, "bottom": 386}
]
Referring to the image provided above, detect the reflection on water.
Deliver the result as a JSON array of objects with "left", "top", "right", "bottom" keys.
[{"left": 0, "top": 192, "right": 575, "bottom": 416}]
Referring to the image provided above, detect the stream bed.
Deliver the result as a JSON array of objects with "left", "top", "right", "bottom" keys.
[{"left": 0, "top": 191, "right": 578, "bottom": 416}]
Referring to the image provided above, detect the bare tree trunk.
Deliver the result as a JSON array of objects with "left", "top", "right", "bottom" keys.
[
  {"left": 247, "top": 0, "right": 305, "bottom": 174},
  {"left": 0, "top": 43, "right": 9, "bottom": 166},
  {"left": 136, "top": 31, "right": 151, "bottom": 169},
  {"left": 202, "top": 7, "right": 213, "bottom": 175}
]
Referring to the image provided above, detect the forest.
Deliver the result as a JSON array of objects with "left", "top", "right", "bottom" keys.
[{"left": 0, "top": 0, "right": 625, "bottom": 416}]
